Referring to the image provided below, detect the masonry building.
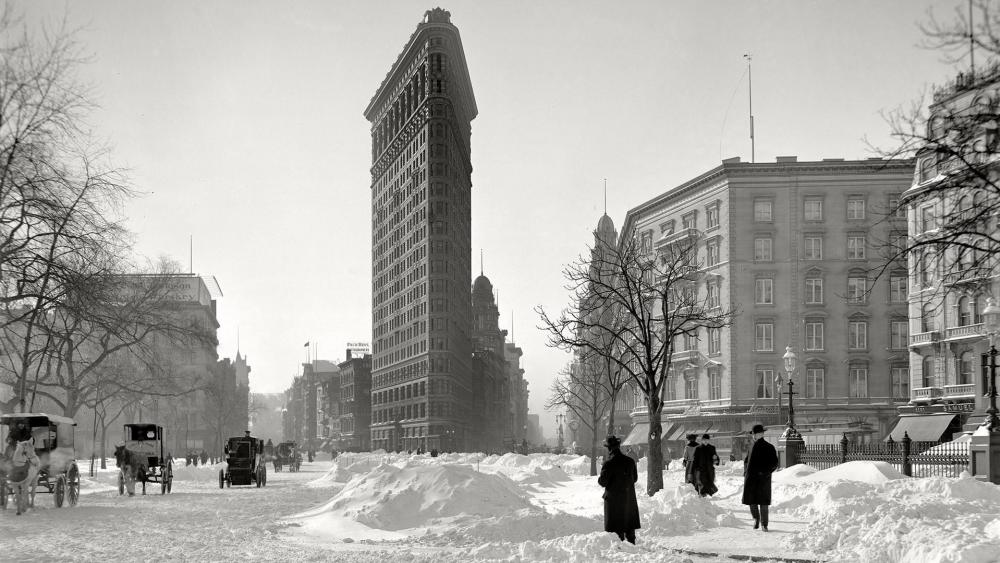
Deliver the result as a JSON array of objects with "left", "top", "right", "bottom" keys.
[{"left": 365, "top": 8, "right": 477, "bottom": 452}]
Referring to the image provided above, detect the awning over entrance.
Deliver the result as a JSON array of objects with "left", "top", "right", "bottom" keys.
[
  {"left": 665, "top": 423, "right": 716, "bottom": 441},
  {"left": 885, "top": 414, "right": 957, "bottom": 442},
  {"left": 622, "top": 423, "right": 650, "bottom": 446}
]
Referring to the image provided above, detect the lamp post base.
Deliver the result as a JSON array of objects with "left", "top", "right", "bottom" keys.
[{"left": 968, "top": 428, "right": 1000, "bottom": 484}]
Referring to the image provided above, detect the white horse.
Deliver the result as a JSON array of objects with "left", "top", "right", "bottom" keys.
[{"left": 8, "top": 438, "right": 40, "bottom": 515}]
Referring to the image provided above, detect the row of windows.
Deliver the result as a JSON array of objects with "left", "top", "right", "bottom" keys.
[
  {"left": 753, "top": 234, "right": 879, "bottom": 262},
  {"left": 752, "top": 319, "right": 908, "bottom": 351},
  {"left": 662, "top": 364, "right": 909, "bottom": 401},
  {"left": 753, "top": 194, "right": 903, "bottom": 223}
]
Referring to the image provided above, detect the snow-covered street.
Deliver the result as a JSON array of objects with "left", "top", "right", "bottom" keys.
[{"left": 2, "top": 452, "right": 1000, "bottom": 562}]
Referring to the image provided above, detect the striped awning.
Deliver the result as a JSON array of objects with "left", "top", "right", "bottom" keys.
[{"left": 885, "top": 414, "right": 957, "bottom": 442}]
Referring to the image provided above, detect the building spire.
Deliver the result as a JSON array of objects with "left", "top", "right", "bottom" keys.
[
  {"left": 603, "top": 178, "right": 607, "bottom": 215},
  {"left": 480, "top": 248, "right": 484, "bottom": 276}
]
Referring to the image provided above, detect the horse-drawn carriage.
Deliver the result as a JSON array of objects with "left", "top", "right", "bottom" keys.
[
  {"left": 219, "top": 434, "right": 266, "bottom": 488},
  {"left": 114, "top": 423, "right": 173, "bottom": 496},
  {"left": 273, "top": 441, "right": 301, "bottom": 472},
  {"left": 0, "top": 413, "right": 80, "bottom": 514}
]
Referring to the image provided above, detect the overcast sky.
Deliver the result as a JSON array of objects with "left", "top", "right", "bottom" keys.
[{"left": 19, "top": 0, "right": 968, "bottom": 438}]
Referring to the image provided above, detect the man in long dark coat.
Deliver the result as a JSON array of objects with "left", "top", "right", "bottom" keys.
[
  {"left": 693, "top": 433, "right": 720, "bottom": 497},
  {"left": 741, "top": 424, "right": 779, "bottom": 531},
  {"left": 598, "top": 435, "right": 640, "bottom": 544}
]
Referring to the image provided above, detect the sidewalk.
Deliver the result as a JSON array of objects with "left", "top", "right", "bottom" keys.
[{"left": 654, "top": 510, "right": 825, "bottom": 562}]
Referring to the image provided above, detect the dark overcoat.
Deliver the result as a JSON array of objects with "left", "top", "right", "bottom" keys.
[
  {"left": 693, "top": 443, "right": 720, "bottom": 496},
  {"left": 598, "top": 449, "right": 641, "bottom": 533},
  {"left": 741, "top": 437, "right": 779, "bottom": 505}
]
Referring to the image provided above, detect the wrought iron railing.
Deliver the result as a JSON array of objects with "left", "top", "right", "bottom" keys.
[{"left": 788, "top": 433, "right": 969, "bottom": 478}]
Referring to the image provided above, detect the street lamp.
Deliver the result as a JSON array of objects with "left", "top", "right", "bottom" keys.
[
  {"left": 782, "top": 346, "right": 798, "bottom": 429},
  {"left": 982, "top": 298, "right": 1000, "bottom": 431},
  {"left": 556, "top": 413, "right": 565, "bottom": 451}
]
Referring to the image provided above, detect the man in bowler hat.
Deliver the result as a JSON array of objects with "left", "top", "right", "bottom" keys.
[
  {"left": 598, "top": 435, "right": 641, "bottom": 544},
  {"left": 742, "top": 424, "right": 779, "bottom": 531}
]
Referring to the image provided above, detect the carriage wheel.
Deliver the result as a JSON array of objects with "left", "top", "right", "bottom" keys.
[
  {"left": 166, "top": 463, "right": 173, "bottom": 494},
  {"left": 54, "top": 475, "right": 66, "bottom": 508},
  {"left": 67, "top": 465, "right": 80, "bottom": 507},
  {"left": 161, "top": 468, "right": 167, "bottom": 495},
  {"left": 118, "top": 470, "right": 125, "bottom": 496},
  {"left": 262, "top": 466, "right": 267, "bottom": 487},
  {"left": 218, "top": 469, "right": 225, "bottom": 489},
  {"left": 0, "top": 478, "right": 7, "bottom": 509}
]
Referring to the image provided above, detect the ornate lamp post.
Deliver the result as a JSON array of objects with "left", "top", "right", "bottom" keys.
[
  {"left": 982, "top": 298, "right": 1000, "bottom": 431},
  {"left": 782, "top": 346, "right": 799, "bottom": 431}
]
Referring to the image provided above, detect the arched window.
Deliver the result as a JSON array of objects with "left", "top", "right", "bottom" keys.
[
  {"left": 959, "top": 352, "right": 974, "bottom": 385},
  {"left": 921, "top": 355, "right": 935, "bottom": 388},
  {"left": 958, "top": 296, "right": 971, "bottom": 326},
  {"left": 921, "top": 303, "right": 936, "bottom": 333}
]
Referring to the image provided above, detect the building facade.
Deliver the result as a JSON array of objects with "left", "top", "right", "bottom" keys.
[
  {"left": 337, "top": 351, "right": 373, "bottom": 452},
  {"left": 621, "top": 157, "right": 915, "bottom": 453},
  {"left": 365, "top": 8, "right": 478, "bottom": 452},
  {"left": 899, "top": 65, "right": 1000, "bottom": 438}
]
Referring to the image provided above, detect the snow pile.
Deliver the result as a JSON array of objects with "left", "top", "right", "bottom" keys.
[
  {"left": 778, "top": 465, "right": 1000, "bottom": 562},
  {"left": 430, "top": 508, "right": 599, "bottom": 545},
  {"left": 291, "top": 460, "right": 536, "bottom": 531},
  {"left": 556, "top": 455, "right": 592, "bottom": 476},
  {"left": 307, "top": 453, "right": 389, "bottom": 487},
  {"left": 476, "top": 453, "right": 573, "bottom": 486},
  {"left": 639, "top": 482, "right": 740, "bottom": 534},
  {"left": 455, "top": 532, "right": 692, "bottom": 563}
]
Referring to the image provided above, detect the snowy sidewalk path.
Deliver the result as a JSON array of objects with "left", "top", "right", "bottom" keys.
[{"left": 653, "top": 510, "right": 824, "bottom": 562}]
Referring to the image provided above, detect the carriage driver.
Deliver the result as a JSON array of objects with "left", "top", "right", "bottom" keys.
[{"left": 4, "top": 419, "right": 32, "bottom": 456}]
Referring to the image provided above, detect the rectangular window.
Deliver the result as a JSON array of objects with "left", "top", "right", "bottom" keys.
[
  {"left": 847, "top": 235, "right": 866, "bottom": 259},
  {"left": 685, "top": 377, "right": 698, "bottom": 400},
  {"left": 755, "top": 278, "right": 774, "bottom": 305},
  {"left": 889, "top": 275, "right": 908, "bottom": 302},
  {"left": 754, "top": 199, "right": 773, "bottom": 222},
  {"left": 709, "top": 369, "right": 722, "bottom": 400},
  {"left": 708, "top": 327, "right": 721, "bottom": 355},
  {"left": 891, "top": 366, "right": 910, "bottom": 399},
  {"left": 755, "top": 322, "right": 774, "bottom": 351},
  {"left": 660, "top": 220, "right": 675, "bottom": 235},
  {"left": 888, "top": 194, "right": 906, "bottom": 219},
  {"left": 805, "top": 278, "right": 824, "bottom": 304},
  {"left": 847, "top": 277, "right": 867, "bottom": 304},
  {"left": 706, "top": 205, "right": 720, "bottom": 229},
  {"left": 666, "top": 377, "right": 677, "bottom": 401},
  {"left": 754, "top": 237, "right": 773, "bottom": 261},
  {"left": 684, "top": 332, "right": 697, "bottom": 351},
  {"left": 920, "top": 206, "right": 936, "bottom": 232},
  {"left": 682, "top": 212, "right": 697, "bottom": 230},
  {"left": 890, "top": 321, "right": 909, "bottom": 350},
  {"left": 847, "top": 198, "right": 866, "bottom": 220},
  {"left": 804, "top": 198, "right": 823, "bottom": 221},
  {"left": 849, "top": 321, "right": 868, "bottom": 349},
  {"left": 804, "top": 236, "right": 823, "bottom": 260},
  {"left": 707, "top": 281, "right": 720, "bottom": 308},
  {"left": 805, "top": 321, "right": 824, "bottom": 350},
  {"left": 850, "top": 367, "right": 869, "bottom": 398},
  {"left": 806, "top": 367, "right": 825, "bottom": 398},
  {"left": 707, "top": 239, "right": 720, "bottom": 266},
  {"left": 755, "top": 368, "right": 775, "bottom": 398}
]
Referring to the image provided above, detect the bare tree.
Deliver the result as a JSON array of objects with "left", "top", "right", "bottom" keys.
[
  {"left": 871, "top": 1, "right": 1000, "bottom": 297},
  {"left": 539, "top": 232, "right": 737, "bottom": 495},
  {"left": 0, "top": 6, "right": 139, "bottom": 413}
]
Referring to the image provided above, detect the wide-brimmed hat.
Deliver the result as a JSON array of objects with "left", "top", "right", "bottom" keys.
[
  {"left": 701, "top": 433, "right": 711, "bottom": 440},
  {"left": 750, "top": 424, "right": 766, "bottom": 435},
  {"left": 686, "top": 433, "right": 698, "bottom": 441},
  {"left": 603, "top": 435, "right": 621, "bottom": 448}
]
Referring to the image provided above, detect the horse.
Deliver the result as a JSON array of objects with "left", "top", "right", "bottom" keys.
[
  {"left": 113, "top": 445, "right": 148, "bottom": 496},
  {"left": 7, "top": 438, "right": 40, "bottom": 515}
]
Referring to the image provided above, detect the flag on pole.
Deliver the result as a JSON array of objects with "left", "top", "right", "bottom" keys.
[{"left": 303, "top": 341, "right": 310, "bottom": 347}]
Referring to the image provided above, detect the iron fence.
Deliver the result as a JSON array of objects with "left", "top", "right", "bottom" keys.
[{"left": 790, "top": 433, "right": 969, "bottom": 478}]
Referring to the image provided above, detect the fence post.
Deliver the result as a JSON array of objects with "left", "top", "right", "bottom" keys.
[
  {"left": 840, "top": 432, "right": 849, "bottom": 464},
  {"left": 901, "top": 432, "right": 912, "bottom": 477}
]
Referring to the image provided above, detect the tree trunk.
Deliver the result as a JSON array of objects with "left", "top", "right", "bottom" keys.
[
  {"left": 99, "top": 415, "right": 108, "bottom": 469},
  {"left": 645, "top": 392, "right": 665, "bottom": 496}
]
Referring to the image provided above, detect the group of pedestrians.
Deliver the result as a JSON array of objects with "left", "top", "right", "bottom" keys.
[
  {"left": 597, "top": 422, "right": 780, "bottom": 544},
  {"left": 682, "top": 433, "right": 720, "bottom": 497}
]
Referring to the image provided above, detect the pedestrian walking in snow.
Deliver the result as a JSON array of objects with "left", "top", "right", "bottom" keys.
[
  {"left": 693, "top": 433, "right": 720, "bottom": 497},
  {"left": 682, "top": 434, "right": 699, "bottom": 488},
  {"left": 742, "top": 424, "right": 779, "bottom": 531},
  {"left": 598, "top": 435, "right": 641, "bottom": 544}
]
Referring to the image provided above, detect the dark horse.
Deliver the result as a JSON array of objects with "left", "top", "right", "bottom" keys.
[{"left": 114, "top": 445, "right": 148, "bottom": 496}]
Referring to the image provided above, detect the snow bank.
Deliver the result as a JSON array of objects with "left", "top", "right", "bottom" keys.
[
  {"left": 639, "top": 482, "right": 740, "bottom": 534},
  {"left": 455, "top": 531, "right": 691, "bottom": 563},
  {"left": 290, "top": 460, "right": 536, "bottom": 531},
  {"left": 778, "top": 462, "right": 1000, "bottom": 562},
  {"left": 172, "top": 462, "right": 225, "bottom": 482}
]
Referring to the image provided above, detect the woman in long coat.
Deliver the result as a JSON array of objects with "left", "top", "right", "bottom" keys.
[
  {"left": 682, "top": 434, "right": 699, "bottom": 488},
  {"left": 598, "top": 435, "right": 640, "bottom": 544},
  {"left": 741, "top": 424, "right": 779, "bottom": 531},
  {"left": 693, "top": 434, "right": 720, "bottom": 496}
]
